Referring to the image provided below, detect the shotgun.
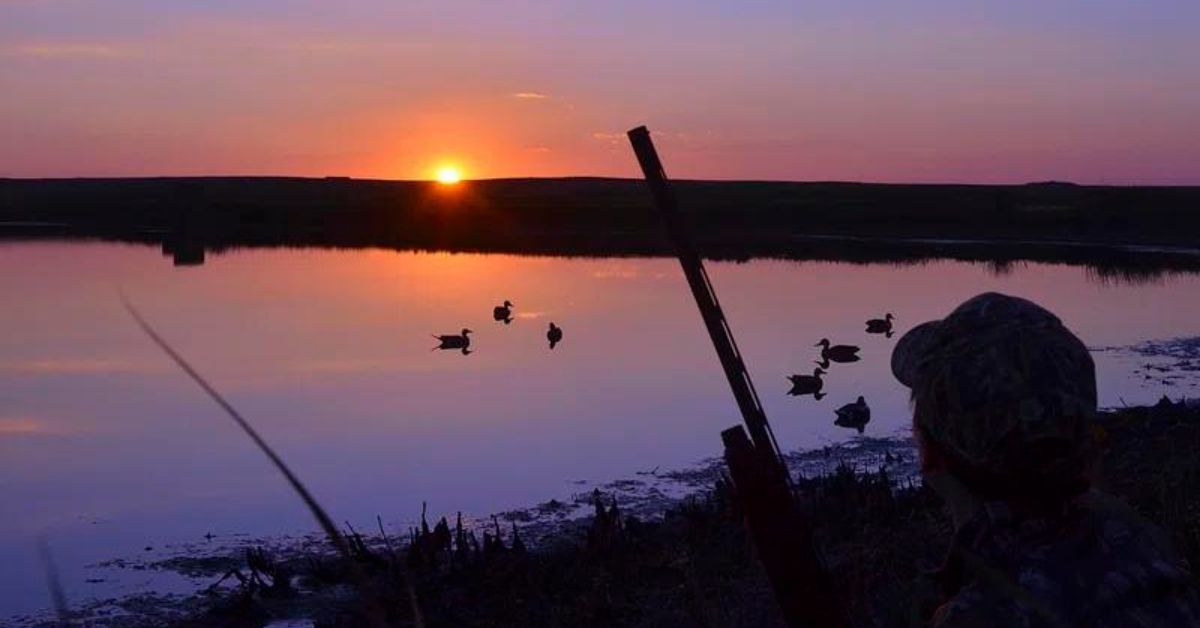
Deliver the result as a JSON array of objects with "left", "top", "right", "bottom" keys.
[{"left": 627, "top": 126, "right": 849, "bottom": 628}]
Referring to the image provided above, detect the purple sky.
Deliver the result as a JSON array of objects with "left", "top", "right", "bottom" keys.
[{"left": 2, "top": 0, "right": 1198, "bottom": 183}]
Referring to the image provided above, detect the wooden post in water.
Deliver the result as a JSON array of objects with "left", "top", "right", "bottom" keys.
[{"left": 628, "top": 126, "right": 848, "bottom": 628}]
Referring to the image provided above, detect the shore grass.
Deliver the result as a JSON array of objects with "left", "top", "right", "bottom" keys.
[{"left": 83, "top": 401, "right": 1190, "bottom": 628}]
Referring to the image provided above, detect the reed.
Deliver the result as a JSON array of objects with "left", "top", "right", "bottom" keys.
[
  {"left": 37, "top": 537, "right": 71, "bottom": 627},
  {"left": 119, "top": 292, "right": 415, "bottom": 627}
]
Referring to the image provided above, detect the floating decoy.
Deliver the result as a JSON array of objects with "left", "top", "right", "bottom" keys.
[
  {"left": 834, "top": 396, "right": 871, "bottom": 433},
  {"left": 815, "top": 338, "right": 861, "bottom": 369},
  {"left": 493, "top": 300, "right": 514, "bottom": 325},
  {"left": 433, "top": 329, "right": 473, "bottom": 354},
  {"left": 865, "top": 313, "right": 895, "bottom": 338},
  {"left": 547, "top": 322, "right": 563, "bottom": 349},
  {"left": 787, "top": 367, "right": 826, "bottom": 400}
]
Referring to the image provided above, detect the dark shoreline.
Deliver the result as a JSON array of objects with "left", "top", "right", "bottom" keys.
[
  {"left": 26, "top": 402, "right": 1200, "bottom": 628},
  {"left": 3, "top": 177, "right": 1200, "bottom": 276}
]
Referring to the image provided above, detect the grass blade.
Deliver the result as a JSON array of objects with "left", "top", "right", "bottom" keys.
[
  {"left": 37, "top": 536, "right": 71, "bottom": 627},
  {"left": 118, "top": 292, "right": 405, "bottom": 626},
  {"left": 119, "top": 293, "right": 351, "bottom": 560}
]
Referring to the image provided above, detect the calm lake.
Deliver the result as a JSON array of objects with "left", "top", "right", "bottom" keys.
[{"left": 3, "top": 241, "right": 1200, "bottom": 619}]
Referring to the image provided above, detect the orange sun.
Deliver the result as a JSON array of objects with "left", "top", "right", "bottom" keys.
[{"left": 436, "top": 166, "right": 462, "bottom": 185}]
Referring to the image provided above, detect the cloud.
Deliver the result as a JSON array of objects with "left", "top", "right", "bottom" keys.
[
  {"left": 591, "top": 132, "right": 626, "bottom": 147},
  {"left": 515, "top": 311, "right": 548, "bottom": 320},
  {"left": 594, "top": 130, "right": 686, "bottom": 144},
  {"left": 281, "top": 358, "right": 469, "bottom": 376},
  {"left": 0, "top": 358, "right": 154, "bottom": 375},
  {"left": 511, "top": 92, "right": 549, "bottom": 100},
  {"left": 285, "top": 359, "right": 398, "bottom": 374},
  {"left": 525, "top": 146, "right": 552, "bottom": 153},
  {"left": 7, "top": 43, "right": 133, "bottom": 59},
  {"left": 0, "top": 417, "right": 71, "bottom": 437},
  {"left": 268, "top": 40, "right": 430, "bottom": 55},
  {"left": 591, "top": 266, "right": 640, "bottom": 279}
]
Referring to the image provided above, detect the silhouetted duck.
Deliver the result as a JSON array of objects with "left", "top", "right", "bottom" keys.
[
  {"left": 547, "top": 322, "right": 563, "bottom": 349},
  {"left": 865, "top": 313, "right": 895, "bottom": 338},
  {"left": 493, "top": 300, "right": 514, "bottom": 325},
  {"left": 433, "top": 329, "right": 473, "bottom": 354},
  {"left": 815, "top": 339, "right": 860, "bottom": 369},
  {"left": 834, "top": 396, "right": 871, "bottom": 433},
  {"left": 787, "top": 367, "right": 826, "bottom": 400}
]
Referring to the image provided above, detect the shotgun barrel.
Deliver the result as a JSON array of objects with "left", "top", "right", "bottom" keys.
[
  {"left": 626, "top": 126, "right": 783, "bottom": 463},
  {"left": 627, "top": 126, "right": 849, "bottom": 628}
]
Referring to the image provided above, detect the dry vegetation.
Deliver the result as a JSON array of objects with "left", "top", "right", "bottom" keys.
[{"left": 55, "top": 402, "right": 1191, "bottom": 628}]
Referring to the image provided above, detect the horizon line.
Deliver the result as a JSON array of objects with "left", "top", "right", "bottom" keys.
[{"left": 2, "top": 175, "right": 1197, "bottom": 189}]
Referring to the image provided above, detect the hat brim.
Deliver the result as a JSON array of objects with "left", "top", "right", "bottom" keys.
[{"left": 891, "top": 320, "right": 942, "bottom": 388}]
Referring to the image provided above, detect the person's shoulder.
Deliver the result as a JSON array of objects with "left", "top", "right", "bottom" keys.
[
  {"left": 1077, "top": 491, "right": 1184, "bottom": 568},
  {"left": 1074, "top": 493, "right": 1200, "bottom": 624},
  {"left": 930, "top": 582, "right": 1035, "bottom": 628},
  {"left": 938, "top": 492, "right": 1200, "bottom": 627},
  {"left": 933, "top": 584, "right": 1200, "bottom": 628}
]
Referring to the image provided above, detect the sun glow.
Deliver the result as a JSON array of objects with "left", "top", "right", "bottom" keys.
[{"left": 436, "top": 166, "right": 462, "bottom": 185}]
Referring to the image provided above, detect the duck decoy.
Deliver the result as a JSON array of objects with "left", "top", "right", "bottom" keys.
[
  {"left": 865, "top": 313, "right": 895, "bottom": 338},
  {"left": 834, "top": 396, "right": 871, "bottom": 434},
  {"left": 787, "top": 367, "right": 826, "bottom": 400},
  {"left": 493, "top": 300, "right": 514, "bottom": 325},
  {"left": 815, "top": 338, "right": 860, "bottom": 369},
  {"left": 433, "top": 329, "right": 473, "bottom": 354},
  {"left": 547, "top": 322, "right": 563, "bottom": 349}
]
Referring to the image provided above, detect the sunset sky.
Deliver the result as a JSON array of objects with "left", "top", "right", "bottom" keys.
[{"left": 2, "top": 1, "right": 1197, "bottom": 183}]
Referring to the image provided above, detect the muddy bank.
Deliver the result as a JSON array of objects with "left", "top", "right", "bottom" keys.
[
  {"left": 13, "top": 438, "right": 915, "bottom": 627},
  {"left": 25, "top": 401, "right": 1200, "bottom": 628},
  {"left": 1094, "top": 336, "right": 1200, "bottom": 391}
]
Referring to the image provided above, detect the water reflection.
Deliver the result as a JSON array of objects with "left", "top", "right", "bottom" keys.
[
  {"left": 161, "top": 199, "right": 206, "bottom": 267},
  {"left": 161, "top": 239, "right": 205, "bottom": 267},
  {"left": 1, "top": 243, "right": 1199, "bottom": 618}
]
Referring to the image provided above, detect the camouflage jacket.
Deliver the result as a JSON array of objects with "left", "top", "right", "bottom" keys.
[{"left": 931, "top": 492, "right": 1200, "bottom": 628}]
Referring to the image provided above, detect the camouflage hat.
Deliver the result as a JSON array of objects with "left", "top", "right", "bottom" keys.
[{"left": 892, "top": 293, "right": 1097, "bottom": 486}]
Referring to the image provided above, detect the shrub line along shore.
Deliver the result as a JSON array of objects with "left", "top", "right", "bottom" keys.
[{"left": 3, "top": 178, "right": 1200, "bottom": 275}]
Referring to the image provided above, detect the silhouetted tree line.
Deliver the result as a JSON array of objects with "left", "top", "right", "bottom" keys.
[{"left": 3, "top": 177, "right": 1199, "bottom": 275}]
